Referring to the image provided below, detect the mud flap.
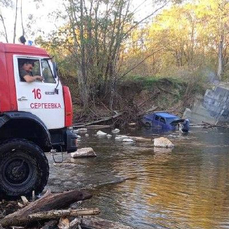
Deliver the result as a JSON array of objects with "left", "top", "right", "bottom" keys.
[{"left": 66, "top": 129, "right": 77, "bottom": 153}]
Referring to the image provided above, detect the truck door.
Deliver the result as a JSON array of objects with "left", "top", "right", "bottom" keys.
[{"left": 14, "top": 56, "right": 65, "bottom": 130}]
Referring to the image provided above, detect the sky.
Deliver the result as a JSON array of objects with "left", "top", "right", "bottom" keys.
[
  {"left": 1, "top": 0, "right": 63, "bottom": 43},
  {"left": 0, "top": 0, "right": 156, "bottom": 44}
]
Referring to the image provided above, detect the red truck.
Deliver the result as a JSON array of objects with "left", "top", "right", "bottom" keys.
[{"left": 0, "top": 42, "right": 77, "bottom": 199}]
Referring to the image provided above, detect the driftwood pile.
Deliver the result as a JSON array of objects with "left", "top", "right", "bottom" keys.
[{"left": 0, "top": 189, "right": 133, "bottom": 229}]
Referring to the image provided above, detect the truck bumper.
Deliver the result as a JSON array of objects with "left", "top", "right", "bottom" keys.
[{"left": 50, "top": 128, "right": 77, "bottom": 153}]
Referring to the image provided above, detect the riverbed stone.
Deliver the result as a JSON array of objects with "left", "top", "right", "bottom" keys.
[
  {"left": 107, "top": 134, "right": 112, "bottom": 138},
  {"left": 74, "top": 128, "right": 88, "bottom": 133},
  {"left": 96, "top": 130, "right": 107, "bottom": 136},
  {"left": 153, "top": 137, "right": 174, "bottom": 148},
  {"left": 122, "top": 138, "right": 134, "bottom": 142},
  {"left": 128, "top": 122, "right": 136, "bottom": 127},
  {"left": 112, "top": 128, "right": 120, "bottom": 134},
  {"left": 71, "top": 147, "right": 97, "bottom": 158},
  {"left": 115, "top": 135, "right": 128, "bottom": 141}
]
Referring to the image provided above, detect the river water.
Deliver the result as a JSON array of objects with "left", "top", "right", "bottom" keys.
[{"left": 46, "top": 126, "right": 229, "bottom": 229}]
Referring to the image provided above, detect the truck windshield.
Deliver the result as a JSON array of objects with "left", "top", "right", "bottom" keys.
[
  {"left": 41, "top": 59, "right": 56, "bottom": 83},
  {"left": 18, "top": 58, "right": 56, "bottom": 84}
]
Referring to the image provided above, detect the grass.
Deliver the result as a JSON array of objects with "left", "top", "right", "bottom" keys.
[{"left": 124, "top": 75, "right": 186, "bottom": 90}]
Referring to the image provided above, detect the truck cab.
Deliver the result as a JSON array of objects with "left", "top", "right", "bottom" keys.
[{"left": 0, "top": 43, "right": 77, "bottom": 199}]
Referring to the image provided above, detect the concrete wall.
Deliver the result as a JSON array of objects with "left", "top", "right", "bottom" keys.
[{"left": 183, "top": 83, "right": 229, "bottom": 124}]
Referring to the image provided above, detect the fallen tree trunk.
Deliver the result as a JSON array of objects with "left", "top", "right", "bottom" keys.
[
  {"left": 0, "top": 209, "right": 99, "bottom": 228},
  {"left": 73, "top": 112, "right": 123, "bottom": 128},
  {"left": 3, "top": 208, "right": 100, "bottom": 226},
  {"left": 0, "top": 189, "right": 92, "bottom": 227},
  {"left": 202, "top": 121, "right": 225, "bottom": 128},
  {"left": 29, "top": 208, "right": 100, "bottom": 220}
]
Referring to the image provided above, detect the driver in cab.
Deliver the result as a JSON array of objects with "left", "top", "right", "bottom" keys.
[{"left": 19, "top": 60, "right": 43, "bottom": 82}]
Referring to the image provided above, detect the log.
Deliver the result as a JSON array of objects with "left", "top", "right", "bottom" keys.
[
  {"left": 73, "top": 112, "right": 123, "bottom": 128},
  {"left": 0, "top": 189, "right": 92, "bottom": 227},
  {"left": 28, "top": 208, "right": 100, "bottom": 220},
  {"left": 130, "top": 136, "right": 152, "bottom": 142},
  {"left": 0, "top": 208, "right": 100, "bottom": 226},
  {"left": 87, "top": 125, "right": 111, "bottom": 130},
  {"left": 202, "top": 121, "right": 223, "bottom": 128}
]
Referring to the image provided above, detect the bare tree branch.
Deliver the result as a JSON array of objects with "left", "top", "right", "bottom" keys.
[
  {"left": 0, "top": 14, "right": 8, "bottom": 42},
  {"left": 123, "top": 1, "right": 169, "bottom": 39},
  {"left": 120, "top": 48, "right": 164, "bottom": 78},
  {"left": 13, "top": 0, "right": 18, "bottom": 43}
]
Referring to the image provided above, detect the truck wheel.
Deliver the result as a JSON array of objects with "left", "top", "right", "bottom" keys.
[
  {"left": 0, "top": 139, "right": 49, "bottom": 199},
  {"left": 144, "top": 121, "right": 152, "bottom": 127}
]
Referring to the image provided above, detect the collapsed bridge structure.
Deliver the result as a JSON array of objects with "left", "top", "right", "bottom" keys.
[{"left": 184, "top": 83, "right": 229, "bottom": 125}]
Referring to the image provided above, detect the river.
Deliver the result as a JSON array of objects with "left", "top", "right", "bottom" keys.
[{"left": 46, "top": 126, "right": 229, "bottom": 229}]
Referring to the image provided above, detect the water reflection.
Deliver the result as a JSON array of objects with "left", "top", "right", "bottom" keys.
[{"left": 47, "top": 127, "right": 229, "bottom": 229}]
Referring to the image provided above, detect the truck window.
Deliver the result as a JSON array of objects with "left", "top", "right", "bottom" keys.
[
  {"left": 155, "top": 115, "right": 159, "bottom": 121},
  {"left": 18, "top": 58, "right": 55, "bottom": 83},
  {"left": 18, "top": 58, "right": 41, "bottom": 82},
  {"left": 160, "top": 117, "right": 166, "bottom": 124},
  {"left": 33, "top": 60, "right": 41, "bottom": 76},
  {"left": 41, "top": 59, "right": 56, "bottom": 83}
]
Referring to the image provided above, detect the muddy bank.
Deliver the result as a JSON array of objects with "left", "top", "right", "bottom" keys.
[
  {"left": 0, "top": 187, "right": 133, "bottom": 229},
  {"left": 69, "top": 77, "right": 202, "bottom": 127}
]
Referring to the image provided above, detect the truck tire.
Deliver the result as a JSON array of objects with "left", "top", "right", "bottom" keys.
[{"left": 0, "top": 139, "right": 49, "bottom": 199}]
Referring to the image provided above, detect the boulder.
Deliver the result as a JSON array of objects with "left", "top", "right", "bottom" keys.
[
  {"left": 76, "top": 135, "right": 81, "bottom": 141},
  {"left": 115, "top": 135, "right": 128, "bottom": 141},
  {"left": 128, "top": 122, "right": 136, "bottom": 127},
  {"left": 112, "top": 128, "right": 120, "bottom": 134},
  {"left": 71, "top": 147, "right": 97, "bottom": 158},
  {"left": 74, "top": 128, "right": 88, "bottom": 134},
  {"left": 153, "top": 137, "right": 174, "bottom": 148},
  {"left": 122, "top": 138, "right": 134, "bottom": 143},
  {"left": 107, "top": 134, "right": 112, "bottom": 139},
  {"left": 96, "top": 130, "right": 107, "bottom": 137}
]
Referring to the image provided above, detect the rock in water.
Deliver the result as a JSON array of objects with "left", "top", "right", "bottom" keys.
[
  {"left": 74, "top": 128, "right": 88, "bottom": 133},
  {"left": 96, "top": 130, "right": 107, "bottom": 137},
  {"left": 153, "top": 137, "right": 174, "bottom": 148},
  {"left": 71, "top": 147, "right": 97, "bottom": 158},
  {"left": 122, "top": 138, "right": 134, "bottom": 142},
  {"left": 107, "top": 134, "right": 112, "bottom": 139},
  {"left": 115, "top": 135, "right": 128, "bottom": 141},
  {"left": 112, "top": 128, "right": 120, "bottom": 134}
]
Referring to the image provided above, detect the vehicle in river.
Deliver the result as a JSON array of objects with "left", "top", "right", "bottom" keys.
[{"left": 142, "top": 112, "right": 189, "bottom": 132}]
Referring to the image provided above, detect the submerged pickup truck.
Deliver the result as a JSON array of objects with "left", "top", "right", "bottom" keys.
[{"left": 142, "top": 112, "right": 190, "bottom": 132}]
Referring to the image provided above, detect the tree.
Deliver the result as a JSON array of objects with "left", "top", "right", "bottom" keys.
[
  {"left": 125, "top": 4, "right": 200, "bottom": 76},
  {"left": 38, "top": 0, "right": 170, "bottom": 110},
  {"left": 0, "top": 0, "right": 13, "bottom": 43},
  {"left": 0, "top": 0, "right": 43, "bottom": 43},
  {"left": 64, "top": 0, "right": 135, "bottom": 109},
  {"left": 124, "top": 0, "right": 229, "bottom": 81},
  {"left": 13, "top": 0, "right": 18, "bottom": 43}
]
